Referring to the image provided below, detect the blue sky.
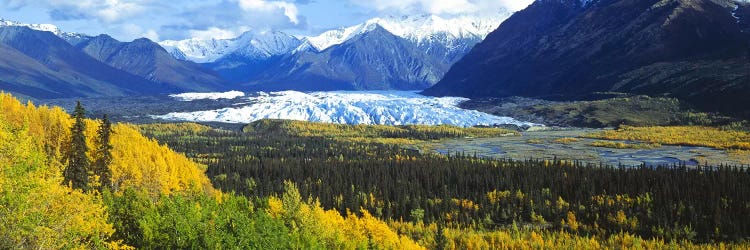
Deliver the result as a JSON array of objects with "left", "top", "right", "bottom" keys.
[{"left": 0, "top": 0, "right": 533, "bottom": 41}]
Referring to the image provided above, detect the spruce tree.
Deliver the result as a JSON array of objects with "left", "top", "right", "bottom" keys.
[
  {"left": 435, "top": 221, "right": 447, "bottom": 250},
  {"left": 93, "top": 114, "right": 113, "bottom": 191},
  {"left": 63, "top": 101, "right": 90, "bottom": 191}
]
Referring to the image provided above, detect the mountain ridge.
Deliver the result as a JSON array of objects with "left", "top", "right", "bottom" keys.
[
  {"left": 0, "top": 26, "right": 174, "bottom": 98},
  {"left": 77, "top": 35, "right": 228, "bottom": 92},
  {"left": 211, "top": 15, "right": 509, "bottom": 90},
  {"left": 242, "top": 25, "right": 448, "bottom": 91},
  {"left": 424, "top": 0, "right": 750, "bottom": 115}
]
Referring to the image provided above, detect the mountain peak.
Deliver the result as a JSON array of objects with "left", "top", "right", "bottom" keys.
[
  {"left": 0, "top": 18, "right": 90, "bottom": 45},
  {"left": 303, "top": 14, "right": 510, "bottom": 52},
  {"left": 0, "top": 18, "right": 61, "bottom": 35},
  {"left": 159, "top": 29, "right": 301, "bottom": 63}
]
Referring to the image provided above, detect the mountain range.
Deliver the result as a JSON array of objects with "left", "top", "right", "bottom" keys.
[
  {"left": 424, "top": 0, "right": 750, "bottom": 115},
  {"left": 160, "top": 14, "right": 507, "bottom": 91},
  {"left": 3, "top": 0, "right": 749, "bottom": 118},
  {"left": 0, "top": 14, "right": 507, "bottom": 99},
  {"left": 0, "top": 19, "right": 227, "bottom": 98}
]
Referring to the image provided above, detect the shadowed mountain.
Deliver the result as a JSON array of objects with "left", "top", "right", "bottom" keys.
[
  {"left": 77, "top": 35, "right": 228, "bottom": 92},
  {"left": 424, "top": 0, "right": 750, "bottom": 116},
  {"left": 0, "top": 26, "right": 173, "bottom": 98},
  {"left": 244, "top": 26, "right": 448, "bottom": 91}
]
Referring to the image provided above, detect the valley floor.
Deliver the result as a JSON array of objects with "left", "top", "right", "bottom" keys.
[{"left": 419, "top": 129, "right": 749, "bottom": 167}]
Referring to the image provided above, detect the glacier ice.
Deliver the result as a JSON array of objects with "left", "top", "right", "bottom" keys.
[
  {"left": 155, "top": 91, "right": 538, "bottom": 128},
  {"left": 169, "top": 91, "right": 246, "bottom": 101}
]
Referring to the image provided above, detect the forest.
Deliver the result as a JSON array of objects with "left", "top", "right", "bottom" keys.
[
  {"left": 2, "top": 92, "right": 750, "bottom": 249},
  {"left": 139, "top": 120, "right": 750, "bottom": 247}
]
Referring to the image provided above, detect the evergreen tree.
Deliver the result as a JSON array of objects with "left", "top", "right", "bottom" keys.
[
  {"left": 93, "top": 114, "right": 113, "bottom": 191},
  {"left": 63, "top": 101, "right": 90, "bottom": 191},
  {"left": 435, "top": 221, "right": 447, "bottom": 250}
]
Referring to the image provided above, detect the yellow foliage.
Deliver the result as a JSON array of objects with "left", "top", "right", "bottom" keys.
[
  {"left": 589, "top": 140, "right": 662, "bottom": 149},
  {"left": 553, "top": 137, "right": 581, "bottom": 144},
  {"left": 390, "top": 220, "right": 746, "bottom": 250},
  {"left": 276, "top": 183, "right": 425, "bottom": 249},
  {"left": 106, "top": 124, "right": 211, "bottom": 195},
  {"left": 267, "top": 196, "right": 284, "bottom": 219},
  {"left": 0, "top": 92, "right": 213, "bottom": 247},
  {"left": 567, "top": 212, "right": 580, "bottom": 232},
  {"left": 585, "top": 126, "right": 750, "bottom": 150},
  {"left": 0, "top": 100, "right": 119, "bottom": 248},
  {"left": 0, "top": 92, "right": 212, "bottom": 196},
  {"left": 246, "top": 119, "right": 518, "bottom": 145}
]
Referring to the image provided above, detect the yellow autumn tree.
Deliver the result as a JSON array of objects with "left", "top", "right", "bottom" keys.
[
  {"left": 0, "top": 92, "right": 212, "bottom": 196},
  {"left": 0, "top": 92, "right": 213, "bottom": 247},
  {"left": 0, "top": 103, "right": 118, "bottom": 248}
]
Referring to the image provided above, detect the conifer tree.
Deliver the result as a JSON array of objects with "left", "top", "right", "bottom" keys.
[
  {"left": 63, "top": 101, "right": 90, "bottom": 191},
  {"left": 93, "top": 114, "right": 113, "bottom": 191},
  {"left": 435, "top": 222, "right": 447, "bottom": 250}
]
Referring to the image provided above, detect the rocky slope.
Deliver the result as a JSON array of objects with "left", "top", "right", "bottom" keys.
[
  {"left": 77, "top": 35, "right": 227, "bottom": 92},
  {"left": 0, "top": 26, "right": 172, "bottom": 98},
  {"left": 424, "top": 0, "right": 750, "bottom": 115}
]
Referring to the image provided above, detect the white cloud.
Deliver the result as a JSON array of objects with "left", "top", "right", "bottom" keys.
[
  {"left": 141, "top": 29, "right": 160, "bottom": 41},
  {"left": 189, "top": 27, "right": 238, "bottom": 40},
  {"left": 122, "top": 23, "right": 160, "bottom": 41},
  {"left": 236, "top": 0, "right": 300, "bottom": 24},
  {"left": 43, "top": 0, "right": 149, "bottom": 23},
  {"left": 93, "top": 0, "right": 146, "bottom": 22},
  {"left": 350, "top": 0, "right": 534, "bottom": 15}
]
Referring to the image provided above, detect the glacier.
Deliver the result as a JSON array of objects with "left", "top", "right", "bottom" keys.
[
  {"left": 154, "top": 91, "right": 538, "bottom": 128},
  {"left": 169, "top": 91, "right": 246, "bottom": 101}
]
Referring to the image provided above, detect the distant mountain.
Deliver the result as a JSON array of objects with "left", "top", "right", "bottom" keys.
[
  {"left": 0, "top": 18, "right": 90, "bottom": 45},
  {"left": 0, "top": 26, "right": 173, "bottom": 99},
  {"left": 424, "top": 0, "right": 750, "bottom": 115},
  {"left": 246, "top": 25, "right": 447, "bottom": 90},
  {"left": 160, "top": 14, "right": 509, "bottom": 91},
  {"left": 159, "top": 30, "right": 302, "bottom": 63},
  {"left": 77, "top": 35, "right": 227, "bottom": 92},
  {"left": 0, "top": 19, "right": 232, "bottom": 99},
  {"left": 303, "top": 15, "right": 507, "bottom": 64},
  {"left": 0, "top": 13, "right": 509, "bottom": 98}
]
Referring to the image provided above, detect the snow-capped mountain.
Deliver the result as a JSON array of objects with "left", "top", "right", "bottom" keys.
[
  {"left": 159, "top": 30, "right": 301, "bottom": 63},
  {"left": 303, "top": 14, "right": 509, "bottom": 52},
  {"left": 199, "top": 13, "right": 512, "bottom": 90},
  {"left": 161, "top": 14, "right": 509, "bottom": 65},
  {"left": 155, "top": 90, "right": 538, "bottom": 128},
  {"left": 0, "top": 18, "right": 90, "bottom": 45}
]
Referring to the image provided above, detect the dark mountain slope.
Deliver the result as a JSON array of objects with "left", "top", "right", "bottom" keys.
[
  {"left": 77, "top": 35, "right": 227, "bottom": 92},
  {"left": 424, "top": 0, "right": 750, "bottom": 115},
  {"left": 245, "top": 26, "right": 448, "bottom": 91},
  {"left": 0, "top": 26, "right": 172, "bottom": 98}
]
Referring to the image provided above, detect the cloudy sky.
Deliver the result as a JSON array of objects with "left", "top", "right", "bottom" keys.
[{"left": 0, "top": 0, "right": 533, "bottom": 41}]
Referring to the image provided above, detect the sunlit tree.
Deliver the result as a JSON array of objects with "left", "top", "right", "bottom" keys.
[{"left": 63, "top": 101, "right": 90, "bottom": 191}]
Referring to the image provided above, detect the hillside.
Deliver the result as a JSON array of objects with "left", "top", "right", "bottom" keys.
[
  {"left": 424, "top": 0, "right": 750, "bottom": 116},
  {"left": 0, "top": 92, "right": 423, "bottom": 248}
]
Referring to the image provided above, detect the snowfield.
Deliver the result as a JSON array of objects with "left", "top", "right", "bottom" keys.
[
  {"left": 155, "top": 91, "right": 538, "bottom": 128},
  {"left": 169, "top": 91, "right": 246, "bottom": 101}
]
